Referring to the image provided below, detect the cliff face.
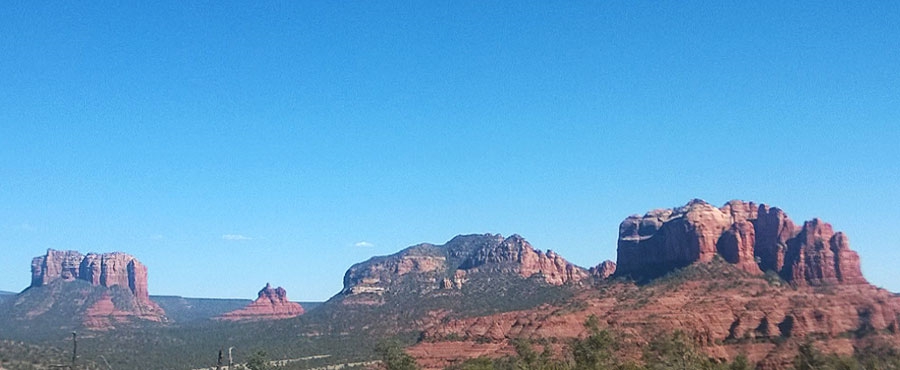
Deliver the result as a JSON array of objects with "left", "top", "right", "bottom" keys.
[
  {"left": 617, "top": 200, "right": 734, "bottom": 276},
  {"left": 340, "top": 234, "right": 588, "bottom": 301},
  {"left": 24, "top": 249, "right": 165, "bottom": 329},
  {"left": 30, "top": 250, "right": 84, "bottom": 287},
  {"left": 216, "top": 283, "right": 305, "bottom": 321},
  {"left": 616, "top": 199, "right": 867, "bottom": 286},
  {"left": 783, "top": 219, "right": 867, "bottom": 286},
  {"left": 31, "top": 250, "right": 152, "bottom": 300}
]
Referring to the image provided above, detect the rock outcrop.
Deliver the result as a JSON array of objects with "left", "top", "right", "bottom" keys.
[
  {"left": 30, "top": 250, "right": 84, "bottom": 286},
  {"left": 216, "top": 283, "right": 305, "bottom": 321},
  {"left": 31, "top": 250, "right": 152, "bottom": 300},
  {"left": 460, "top": 235, "right": 587, "bottom": 285},
  {"left": 616, "top": 199, "right": 867, "bottom": 286},
  {"left": 24, "top": 249, "right": 165, "bottom": 329},
  {"left": 782, "top": 219, "right": 867, "bottom": 286},
  {"left": 341, "top": 234, "right": 588, "bottom": 301},
  {"left": 589, "top": 260, "right": 617, "bottom": 279}
]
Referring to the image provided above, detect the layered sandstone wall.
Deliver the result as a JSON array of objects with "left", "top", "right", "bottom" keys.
[
  {"left": 25, "top": 249, "right": 166, "bottom": 329},
  {"left": 616, "top": 199, "right": 867, "bottom": 286},
  {"left": 31, "top": 249, "right": 152, "bottom": 300},
  {"left": 31, "top": 249, "right": 150, "bottom": 301}
]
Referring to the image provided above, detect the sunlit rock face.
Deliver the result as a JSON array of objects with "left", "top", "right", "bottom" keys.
[
  {"left": 340, "top": 233, "right": 589, "bottom": 303},
  {"left": 25, "top": 249, "right": 166, "bottom": 330},
  {"left": 31, "top": 249, "right": 154, "bottom": 300},
  {"left": 616, "top": 199, "right": 867, "bottom": 286}
]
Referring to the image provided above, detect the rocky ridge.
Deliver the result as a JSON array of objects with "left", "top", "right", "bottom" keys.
[
  {"left": 216, "top": 283, "right": 305, "bottom": 321},
  {"left": 616, "top": 199, "right": 867, "bottom": 286},
  {"left": 340, "top": 234, "right": 588, "bottom": 304}
]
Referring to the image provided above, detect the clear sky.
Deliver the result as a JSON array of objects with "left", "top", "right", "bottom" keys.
[{"left": 1, "top": 2, "right": 898, "bottom": 300}]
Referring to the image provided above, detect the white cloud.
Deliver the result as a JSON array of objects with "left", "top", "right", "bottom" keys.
[
  {"left": 150, "top": 234, "right": 165, "bottom": 240},
  {"left": 354, "top": 241, "right": 374, "bottom": 248},
  {"left": 222, "top": 234, "right": 253, "bottom": 241}
]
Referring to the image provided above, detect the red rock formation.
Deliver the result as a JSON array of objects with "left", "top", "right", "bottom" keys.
[
  {"left": 717, "top": 220, "right": 761, "bottom": 274},
  {"left": 99, "top": 253, "right": 131, "bottom": 293},
  {"left": 342, "top": 234, "right": 589, "bottom": 301},
  {"left": 589, "top": 260, "right": 617, "bottom": 279},
  {"left": 127, "top": 258, "right": 150, "bottom": 300},
  {"left": 216, "top": 283, "right": 305, "bottom": 321},
  {"left": 616, "top": 200, "right": 867, "bottom": 286},
  {"left": 476, "top": 235, "right": 588, "bottom": 285},
  {"left": 753, "top": 205, "right": 797, "bottom": 273},
  {"left": 31, "top": 250, "right": 84, "bottom": 286},
  {"left": 32, "top": 250, "right": 154, "bottom": 300},
  {"left": 340, "top": 199, "right": 882, "bottom": 369},
  {"left": 721, "top": 199, "right": 759, "bottom": 223},
  {"left": 79, "top": 253, "right": 102, "bottom": 285},
  {"left": 27, "top": 249, "right": 166, "bottom": 328},
  {"left": 831, "top": 232, "right": 866, "bottom": 284},
  {"left": 82, "top": 291, "right": 166, "bottom": 330},
  {"left": 617, "top": 200, "right": 732, "bottom": 277},
  {"left": 783, "top": 219, "right": 867, "bottom": 286}
]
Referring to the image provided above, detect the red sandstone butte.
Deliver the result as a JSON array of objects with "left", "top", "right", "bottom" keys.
[
  {"left": 216, "top": 283, "right": 305, "bottom": 321},
  {"left": 28, "top": 249, "right": 166, "bottom": 329},
  {"left": 31, "top": 249, "right": 155, "bottom": 301}
]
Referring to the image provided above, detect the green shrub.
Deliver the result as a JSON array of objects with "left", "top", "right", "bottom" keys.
[{"left": 376, "top": 340, "right": 419, "bottom": 370}]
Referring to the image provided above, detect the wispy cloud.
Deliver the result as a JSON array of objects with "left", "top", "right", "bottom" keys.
[
  {"left": 354, "top": 241, "right": 374, "bottom": 248},
  {"left": 222, "top": 234, "right": 253, "bottom": 241},
  {"left": 150, "top": 234, "right": 165, "bottom": 240}
]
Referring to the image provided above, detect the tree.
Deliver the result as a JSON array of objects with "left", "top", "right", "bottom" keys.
[
  {"left": 794, "top": 342, "right": 829, "bottom": 370},
  {"left": 642, "top": 331, "right": 712, "bottom": 370},
  {"left": 246, "top": 350, "right": 271, "bottom": 370},
  {"left": 511, "top": 338, "right": 538, "bottom": 367},
  {"left": 375, "top": 340, "right": 419, "bottom": 370},
  {"left": 728, "top": 355, "right": 752, "bottom": 370},
  {"left": 572, "top": 316, "right": 616, "bottom": 370}
]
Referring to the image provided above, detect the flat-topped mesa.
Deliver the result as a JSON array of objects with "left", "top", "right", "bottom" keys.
[
  {"left": 25, "top": 249, "right": 166, "bottom": 329},
  {"left": 616, "top": 199, "right": 868, "bottom": 286},
  {"left": 31, "top": 249, "right": 151, "bottom": 300},
  {"left": 216, "top": 283, "right": 305, "bottom": 321},
  {"left": 341, "top": 234, "right": 588, "bottom": 298}
]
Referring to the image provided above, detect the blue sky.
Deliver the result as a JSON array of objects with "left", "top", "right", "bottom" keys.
[{"left": 1, "top": 2, "right": 898, "bottom": 300}]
